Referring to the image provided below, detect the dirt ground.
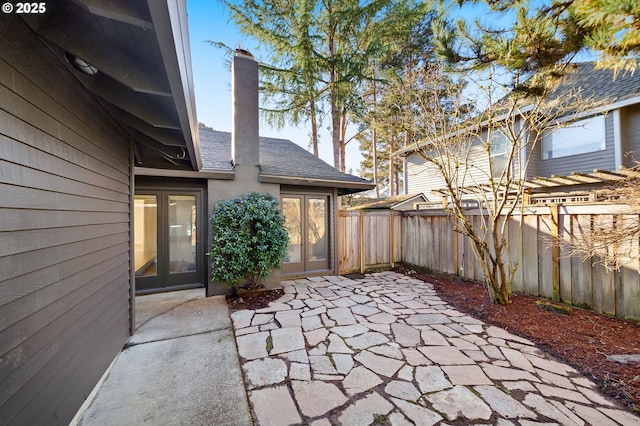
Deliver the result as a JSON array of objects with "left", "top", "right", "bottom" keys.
[{"left": 227, "top": 268, "right": 640, "bottom": 414}]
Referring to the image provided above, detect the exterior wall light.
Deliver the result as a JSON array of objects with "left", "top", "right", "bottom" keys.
[{"left": 65, "top": 52, "right": 99, "bottom": 75}]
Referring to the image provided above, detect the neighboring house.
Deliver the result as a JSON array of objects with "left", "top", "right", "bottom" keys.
[
  {"left": 346, "top": 193, "right": 429, "bottom": 211},
  {"left": 0, "top": 3, "right": 372, "bottom": 424},
  {"left": 399, "top": 63, "right": 640, "bottom": 199}
]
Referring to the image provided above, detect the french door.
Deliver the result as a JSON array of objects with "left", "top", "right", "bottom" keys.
[
  {"left": 282, "top": 194, "right": 330, "bottom": 275},
  {"left": 134, "top": 190, "right": 204, "bottom": 293}
]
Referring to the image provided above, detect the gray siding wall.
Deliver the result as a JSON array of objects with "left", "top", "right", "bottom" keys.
[
  {"left": 405, "top": 133, "right": 523, "bottom": 197},
  {"left": 538, "top": 114, "right": 615, "bottom": 176},
  {"left": 523, "top": 129, "right": 540, "bottom": 178},
  {"left": 405, "top": 152, "right": 446, "bottom": 197},
  {"left": 622, "top": 104, "right": 640, "bottom": 166},
  {"left": 0, "top": 18, "right": 131, "bottom": 425}
]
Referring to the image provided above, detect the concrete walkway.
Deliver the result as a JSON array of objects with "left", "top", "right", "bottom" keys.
[
  {"left": 75, "top": 289, "right": 252, "bottom": 426},
  {"left": 232, "top": 272, "right": 639, "bottom": 425}
]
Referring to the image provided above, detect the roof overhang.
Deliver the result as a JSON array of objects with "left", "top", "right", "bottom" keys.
[
  {"left": 21, "top": 0, "right": 200, "bottom": 171},
  {"left": 135, "top": 167, "right": 234, "bottom": 180},
  {"left": 259, "top": 174, "right": 375, "bottom": 195}
]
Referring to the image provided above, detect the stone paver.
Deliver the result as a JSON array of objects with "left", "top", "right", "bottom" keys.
[
  {"left": 231, "top": 273, "right": 638, "bottom": 425},
  {"left": 249, "top": 386, "right": 301, "bottom": 426}
]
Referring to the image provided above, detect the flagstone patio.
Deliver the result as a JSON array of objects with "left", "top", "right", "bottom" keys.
[{"left": 231, "top": 272, "right": 639, "bottom": 425}]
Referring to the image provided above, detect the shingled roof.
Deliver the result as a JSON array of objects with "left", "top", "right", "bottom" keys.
[
  {"left": 198, "top": 128, "right": 373, "bottom": 194},
  {"left": 548, "top": 62, "right": 640, "bottom": 105}
]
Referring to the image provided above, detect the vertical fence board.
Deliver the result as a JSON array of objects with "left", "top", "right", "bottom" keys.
[
  {"left": 471, "top": 215, "right": 482, "bottom": 282},
  {"left": 509, "top": 215, "right": 524, "bottom": 293},
  {"left": 559, "top": 212, "right": 573, "bottom": 303},
  {"left": 596, "top": 216, "right": 616, "bottom": 315},
  {"left": 538, "top": 214, "right": 554, "bottom": 299},
  {"left": 573, "top": 215, "right": 593, "bottom": 307},
  {"left": 522, "top": 214, "right": 539, "bottom": 296},
  {"left": 622, "top": 215, "right": 640, "bottom": 319},
  {"left": 591, "top": 261, "right": 604, "bottom": 313}
]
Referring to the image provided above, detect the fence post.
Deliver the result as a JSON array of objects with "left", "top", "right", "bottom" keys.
[
  {"left": 360, "top": 210, "right": 365, "bottom": 274},
  {"left": 453, "top": 216, "right": 459, "bottom": 276},
  {"left": 550, "top": 204, "right": 561, "bottom": 302},
  {"left": 390, "top": 210, "right": 395, "bottom": 268}
]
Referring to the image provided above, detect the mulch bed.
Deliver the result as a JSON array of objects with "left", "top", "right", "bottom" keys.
[
  {"left": 226, "top": 288, "right": 284, "bottom": 311},
  {"left": 226, "top": 269, "right": 640, "bottom": 414},
  {"left": 391, "top": 265, "right": 640, "bottom": 413}
]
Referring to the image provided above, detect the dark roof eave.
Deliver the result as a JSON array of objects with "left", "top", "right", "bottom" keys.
[
  {"left": 148, "top": 1, "right": 201, "bottom": 171},
  {"left": 135, "top": 166, "right": 234, "bottom": 180},
  {"left": 259, "top": 173, "right": 375, "bottom": 195}
]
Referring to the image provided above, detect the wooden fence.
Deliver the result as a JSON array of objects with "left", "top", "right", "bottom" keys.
[
  {"left": 338, "top": 210, "right": 402, "bottom": 274},
  {"left": 338, "top": 205, "right": 640, "bottom": 320}
]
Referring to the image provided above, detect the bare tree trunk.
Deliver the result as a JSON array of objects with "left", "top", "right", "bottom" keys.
[
  {"left": 339, "top": 110, "right": 349, "bottom": 172},
  {"left": 373, "top": 127, "right": 379, "bottom": 197},
  {"left": 331, "top": 92, "right": 341, "bottom": 170},
  {"left": 389, "top": 131, "right": 396, "bottom": 196},
  {"left": 329, "top": 31, "right": 340, "bottom": 169},
  {"left": 310, "top": 101, "right": 319, "bottom": 157},
  {"left": 372, "top": 73, "right": 379, "bottom": 197}
]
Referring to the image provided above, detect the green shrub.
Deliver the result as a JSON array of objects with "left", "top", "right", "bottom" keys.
[{"left": 208, "top": 192, "right": 289, "bottom": 289}]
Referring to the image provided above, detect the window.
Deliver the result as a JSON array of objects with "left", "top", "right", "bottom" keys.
[
  {"left": 542, "top": 116, "right": 606, "bottom": 160},
  {"left": 489, "top": 130, "right": 509, "bottom": 177}
]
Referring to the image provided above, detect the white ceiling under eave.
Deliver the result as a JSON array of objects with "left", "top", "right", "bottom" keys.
[{"left": 20, "top": 0, "right": 200, "bottom": 171}]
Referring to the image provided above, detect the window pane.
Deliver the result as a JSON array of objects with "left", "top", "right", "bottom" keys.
[
  {"left": 308, "top": 198, "right": 327, "bottom": 261},
  {"left": 490, "top": 131, "right": 509, "bottom": 177},
  {"left": 283, "top": 198, "right": 302, "bottom": 263},
  {"left": 490, "top": 131, "right": 508, "bottom": 156},
  {"left": 134, "top": 195, "right": 157, "bottom": 277},
  {"left": 169, "top": 195, "right": 197, "bottom": 273},
  {"left": 542, "top": 116, "right": 605, "bottom": 160}
]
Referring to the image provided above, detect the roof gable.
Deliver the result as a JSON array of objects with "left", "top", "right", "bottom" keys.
[{"left": 199, "top": 128, "right": 373, "bottom": 193}]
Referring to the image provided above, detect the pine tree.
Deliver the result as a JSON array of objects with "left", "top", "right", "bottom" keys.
[
  {"left": 433, "top": 0, "right": 639, "bottom": 91},
  {"left": 220, "top": 0, "right": 431, "bottom": 171}
]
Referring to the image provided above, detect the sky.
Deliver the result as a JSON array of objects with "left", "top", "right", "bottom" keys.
[{"left": 186, "top": 1, "right": 363, "bottom": 173}]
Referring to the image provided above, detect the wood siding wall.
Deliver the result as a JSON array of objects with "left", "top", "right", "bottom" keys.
[
  {"left": 0, "top": 18, "right": 131, "bottom": 425},
  {"left": 338, "top": 207, "right": 640, "bottom": 320}
]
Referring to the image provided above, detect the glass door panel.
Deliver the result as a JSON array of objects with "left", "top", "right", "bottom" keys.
[
  {"left": 134, "top": 195, "right": 158, "bottom": 277},
  {"left": 135, "top": 189, "right": 203, "bottom": 293},
  {"left": 168, "top": 195, "right": 197, "bottom": 274},
  {"left": 283, "top": 197, "right": 302, "bottom": 263},
  {"left": 282, "top": 194, "right": 330, "bottom": 275},
  {"left": 307, "top": 198, "right": 327, "bottom": 261},
  {"left": 283, "top": 197, "right": 304, "bottom": 274}
]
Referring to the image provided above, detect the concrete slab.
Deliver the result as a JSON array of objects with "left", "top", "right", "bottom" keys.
[
  {"left": 79, "top": 330, "right": 249, "bottom": 425},
  {"left": 75, "top": 289, "right": 251, "bottom": 426},
  {"left": 130, "top": 294, "right": 231, "bottom": 345},
  {"left": 134, "top": 288, "right": 203, "bottom": 328}
]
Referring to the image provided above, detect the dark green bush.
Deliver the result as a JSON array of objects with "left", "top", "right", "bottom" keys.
[{"left": 208, "top": 192, "right": 288, "bottom": 288}]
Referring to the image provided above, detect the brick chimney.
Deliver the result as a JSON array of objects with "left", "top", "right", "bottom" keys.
[{"left": 231, "top": 48, "right": 259, "bottom": 167}]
